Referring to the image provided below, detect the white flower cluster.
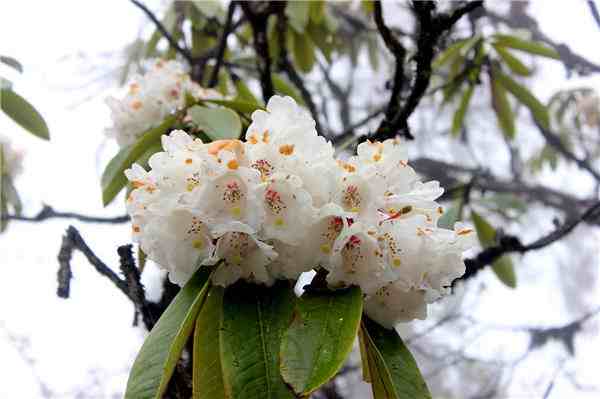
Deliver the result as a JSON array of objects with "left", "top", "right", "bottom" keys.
[
  {"left": 105, "top": 59, "right": 221, "bottom": 147},
  {"left": 0, "top": 133, "right": 23, "bottom": 179},
  {"left": 125, "top": 96, "right": 475, "bottom": 327}
]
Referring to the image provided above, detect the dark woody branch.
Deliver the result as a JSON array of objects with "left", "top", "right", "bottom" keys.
[
  {"left": 3, "top": 205, "right": 129, "bottom": 224},
  {"left": 275, "top": 11, "right": 325, "bottom": 135},
  {"left": 460, "top": 201, "right": 600, "bottom": 281},
  {"left": 240, "top": 2, "right": 283, "bottom": 103},
  {"left": 208, "top": 1, "right": 237, "bottom": 88},
  {"left": 56, "top": 226, "right": 156, "bottom": 330},
  {"left": 369, "top": 1, "right": 482, "bottom": 142}
]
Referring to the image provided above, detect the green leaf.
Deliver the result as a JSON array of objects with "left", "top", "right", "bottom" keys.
[
  {"left": 292, "top": 30, "right": 316, "bottom": 73},
  {"left": 433, "top": 39, "right": 469, "bottom": 69},
  {"left": 0, "top": 144, "right": 5, "bottom": 232},
  {"left": 187, "top": 105, "right": 242, "bottom": 141},
  {"left": 491, "top": 255, "right": 517, "bottom": 289},
  {"left": 361, "top": 317, "right": 431, "bottom": 399},
  {"left": 493, "top": 66, "right": 550, "bottom": 130},
  {"left": 367, "top": 35, "right": 380, "bottom": 71},
  {"left": 0, "top": 56, "right": 23, "bottom": 73},
  {"left": 125, "top": 268, "right": 213, "bottom": 399},
  {"left": 138, "top": 246, "right": 147, "bottom": 273},
  {"left": 201, "top": 99, "right": 264, "bottom": 115},
  {"left": 471, "top": 211, "right": 517, "bottom": 288},
  {"left": 101, "top": 115, "right": 176, "bottom": 206},
  {"left": 490, "top": 70, "right": 516, "bottom": 139},
  {"left": 492, "top": 45, "right": 531, "bottom": 76},
  {"left": 452, "top": 85, "right": 474, "bottom": 136},
  {"left": 272, "top": 74, "right": 304, "bottom": 105},
  {"left": 193, "top": 286, "right": 226, "bottom": 399},
  {"left": 286, "top": 1, "right": 310, "bottom": 33},
  {"left": 280, "top": 287, "right": 363, "bottom": 396},
  {"left": 437, "top": 205, "right": 459, "bottom": 230},
  {"left": 234, "top": 79, "right": 262, "bottom": 105},
  {"left": 145, "top": 5, "right": 177, "bottom": 57},
  {"left": 492, "top": 34, "right": 560, "bottom": 60},
  {"left": 306, "top": 21, "right": 334, "bottom": 62},
  {"left": 220, "top": 281, "right": 296, "bottom": 399},
  {"left": 309, "top": 1, "right": 326, "bottom": 23},
  {"left": 471, "top": 210, "right": 496, "bottom": 247},
  {"left": 3, "top": 176, "right": 22, "bottom": 215},
  {"left": 1, "top": 89, "right": 49, "bottom": 140}
]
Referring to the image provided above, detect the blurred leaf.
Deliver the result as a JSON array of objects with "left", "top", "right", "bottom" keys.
[
  {"left": 433, "top": 39, "right": 470, "bottom": 69},
  {"left": 0, "top": 144, "right": 5, "bottom": 232},
  {"left": 1, "top": 89, "right": 50, "bottom": 140},
  {"left": 193, "top": 286, "right": 225, "bottom": 399},
  {"left": 233, "top": 79, "right": 261, "bottom": 105},
  {"left": 146, "top": 5, "right": 176, "bottom": 57},
  {"left": 367, "top": 35, "right": 380, "bottom": 71},
  {"left": 0, "top": 56, "right": 23, "bottom": 73},
  {"left": 272, "top": 74, "right": 304, "bottom": 105},
  {"left": 361, "top": 0, "right": 375, "bottom": 15},
  {"left": 280, "top": 287, "right": 362, "bottom": 396},
  {"left": 125, "top": 268, "right": 213, "bottom": 399},
  {"left": 292, "top": 30, "right": 316, "bottom": 73},
  {"left": 201, "top": 98, "right": 264, "bottom": 114},
  {"left": 492, "top": 34, "right": 560, "bottom": 59},
  {"left": 493, "top": 45, "right": 531, "bottom": 76},
  {"left": 3, "top": 176, "right": 22, "bottom": 216},
  {"left": 309, "top": 1, "right": 326, "bottom": 23},
  {"left": 286, "top": 1, "right": 310, "bottom": 33},
  {"left": 137, "top": 246, "right": 147, "bottom": 273},
  {"left": 471, "top": 211, "right": 517, "bottom": 288},
  {"left": 452, "top": 85, "right": 474, "bottom": 136},
  {"left": 491, "top": 255, "right": 517, "bottom": 288},
  {"left": 101, "top": 115, "right": 176, "bottom": 206},
  {"left": 361, "top": 317, "right": 432, "bottom": 399},
  {"left": 187, "top": 105, "right": 242, "bottom": 140},
  {"left": 306, "top": 21, "right": 334, "bottom": 62},
  {"left": 220, "top": 281, "right": 296, "bottom": 399},
  {"left": 437, "top": 205, "right": 460, "bottom": 229},
  {"left": 494, "top": 66, "right": 550, "bottom": 130},
  {"left": 193, "top": 0, "right": 224, "bottom": 20},
  {"left": 490, "top": 70, "right": 516, "bottom": 139},
  {"left": 471, "top": 210, "right": 496, "bottom": 247}
]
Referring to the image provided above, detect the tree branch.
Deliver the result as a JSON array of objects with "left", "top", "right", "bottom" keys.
[
  {"left": 275, "top": 11, "right": 324, "bottom": 135},
  {"left": 3, "top": 205, "right": 129, "bottom": 224},
  {"left": 129, "top": 0, "right": 193, "bottom": 63},
  {"left": 208, "top": 1, "right": 237, "bottom": 88},
  {"left": 240, "top": 2, "right": 281, "bottom": 103},
  {"left": 56, "top": 226, "right": 156, "bottom": 330},
  {"left": 460, "top": 201, "right": 600, "bottom": 281},
  {"left": 369, "top": 1, "right": 482, "bottom": 142}
]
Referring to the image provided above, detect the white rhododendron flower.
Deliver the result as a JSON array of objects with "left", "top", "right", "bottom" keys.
[
  {"left": 105, "top": 59, "right": 221, "bottom": 147},
  {"left": 124, "top": 95, "right": 476, "bottom": 328},
  {"left": 0, "top": 133, "right": 23, "bottom": 178}
]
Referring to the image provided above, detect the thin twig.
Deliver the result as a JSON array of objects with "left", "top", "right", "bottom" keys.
[
  {"left": 460, "top": 201, "right": 600, "bottom": 281},
  {"left": 208, "top": 1, "right": 237, "bottom": 87},
  {"left": 3, "top": 205, "right": 129, "bottom": 224},
  {"left": 129, "top": 0, "right": 193, "bottom": 63},
  {"left": 276, "top": 11, "right": 324, "bottom": 135}
]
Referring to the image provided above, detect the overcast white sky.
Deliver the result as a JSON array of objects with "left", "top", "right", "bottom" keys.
[{"left": 1, "top": 1, "right": 600, "bottom": 398}]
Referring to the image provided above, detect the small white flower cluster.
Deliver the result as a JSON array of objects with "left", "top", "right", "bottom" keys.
[
  {"left": 105, "top": 59, "right": 221, "bottom": 147},
  {"left": 125, "top": 96, "right": 475, "bottom": 327},
  {"left": 0, "top": 133, "right": 23, "bottom": 179}
]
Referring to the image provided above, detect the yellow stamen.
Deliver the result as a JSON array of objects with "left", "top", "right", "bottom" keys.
[
  {"left": 230, "top": 206, "right": 241, "bottom": 217},
  {"left": 274, "top": 217, "right": 285, "bottom": 226},
  {"left": 192, "top": 239, "right": 204, "bottom": 249},
  {"left": 320, "top": 244, "right": 331, "bottom": 254},
  {"left": 279, "top": 144, "right": 295, "bottom": 156},
  {"left": 227, "top": 159, "right": 239, "bottom": 170}
]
